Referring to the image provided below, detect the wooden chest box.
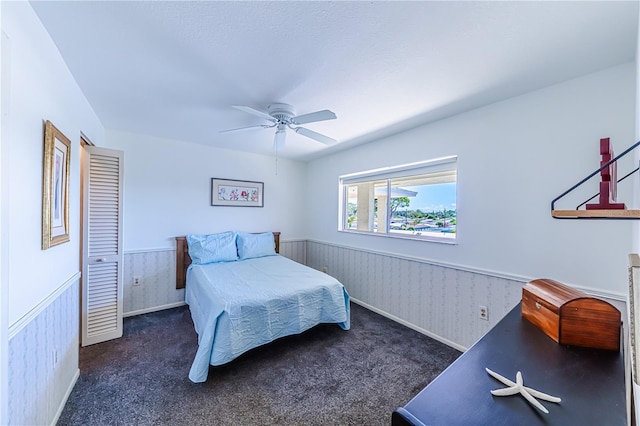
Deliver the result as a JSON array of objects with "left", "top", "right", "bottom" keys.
[{"left": 521, "top": 278, "right": 621, "bottom": 351}]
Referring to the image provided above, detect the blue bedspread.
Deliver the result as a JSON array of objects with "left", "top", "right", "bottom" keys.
[{"left": 185, "top": 255, "right": 350, "bottom": 382}]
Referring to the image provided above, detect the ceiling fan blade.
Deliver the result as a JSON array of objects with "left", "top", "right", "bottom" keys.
[
  {"left": 274, "top": 129, "right": 286, "bottom": 149},
  {"left": 232, "top": 105, "right": 276, "bottom": 122},
  {"left": 294, "top": 127, "right": 336, "bottom": 145},
  {"left": 290, "top": 109, "right": 336, "bottom": 125},
  {"left": 219, "top": 124, "right": 271, "bottom": 134}
]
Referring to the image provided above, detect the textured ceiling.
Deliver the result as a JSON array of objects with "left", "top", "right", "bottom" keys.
[{"left": 30, "top": 1, "right": 638, "bottom": 161}]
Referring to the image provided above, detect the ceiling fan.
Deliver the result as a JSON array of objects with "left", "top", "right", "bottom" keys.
[{"left": 220, "top": 103, "right": 337, "bottom": 149}]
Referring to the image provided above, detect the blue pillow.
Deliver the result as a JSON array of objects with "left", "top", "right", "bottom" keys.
[
  {"left": 186, "top": 232, "right": 238, "bottom": 264},
  {"left": 237, "top": 232, "right": 276, "bottom": 260}
]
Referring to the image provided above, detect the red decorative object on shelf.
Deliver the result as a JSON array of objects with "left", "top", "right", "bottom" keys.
[{"left": 586, "top": 137, "right": 626, "bottom": 210}]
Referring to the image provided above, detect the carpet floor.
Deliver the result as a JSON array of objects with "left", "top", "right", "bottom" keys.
[{"left": 57, "top": 303, "right": 460, "bottom": 426}]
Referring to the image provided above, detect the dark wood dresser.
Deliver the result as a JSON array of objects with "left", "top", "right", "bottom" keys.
[{"left": 392, "top": 303, "right": 626, "bottom": 425}]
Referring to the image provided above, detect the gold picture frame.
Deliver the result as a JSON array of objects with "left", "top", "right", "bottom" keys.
[{"left": 42, "top": 120, "right": 71, "bottom": 249}]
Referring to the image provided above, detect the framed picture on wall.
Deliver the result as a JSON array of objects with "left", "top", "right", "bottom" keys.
[
  {"left": 42, "top": 120, "right": 71, "bottom": 249},
  {"left": 211, "top": 178, "right": 264, "bottom": 207}
]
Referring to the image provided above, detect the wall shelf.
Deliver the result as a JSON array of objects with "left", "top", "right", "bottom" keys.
[
  {"left": 551, "top": 209, "right": 640, "bottom": 219},
  {"left": 551, "top": 139, "right": 640, "bottom": 220}
]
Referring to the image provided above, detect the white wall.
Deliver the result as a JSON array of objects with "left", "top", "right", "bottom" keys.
[
  {"left": 634, "top": 9, "right": 640, "bottom": 255},
  {"left": 103, "top": 129, "right": 308, "bottom": 250},
  {"left": 3, "top": 0, "right": 104, "bottom": 329},
  {"left": 2, "top": 2, "right": 104, "bottom": 424},
  {"left": 0, "top": 2, "right": 8, "bottom": 422},
  {"left": 630, "top": 14, "right": 640, "bottom": 426},
  {"left": 307, "top": 63, "right": 635, "bottom": 298}
]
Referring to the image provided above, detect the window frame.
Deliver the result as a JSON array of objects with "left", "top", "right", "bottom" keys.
[{"left": 338, "top": 156, "right": 457, "bottom": 244}]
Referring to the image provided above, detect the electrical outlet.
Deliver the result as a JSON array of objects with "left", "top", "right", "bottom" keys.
[
  {"left": 133, "top": 277, "right": 140, "bottom": 286},
  {"left": 479, "top": 306, "right": 488, "bottom": 321}
]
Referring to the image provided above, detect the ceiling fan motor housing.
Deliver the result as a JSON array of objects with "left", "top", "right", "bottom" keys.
[{"left": 268, "top": 103, "right": 296, "bottom": 123}]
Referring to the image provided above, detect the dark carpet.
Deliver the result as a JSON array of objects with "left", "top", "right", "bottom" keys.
[{"left": 57, "top": 303, "right": 460, "bottom": 426}]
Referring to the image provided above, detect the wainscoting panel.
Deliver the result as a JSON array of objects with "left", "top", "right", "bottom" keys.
[
  {"left": 279, "top": 240, "right": 307, "bottom": 265},
  {"left": 122, "top": 243, "right": 306, "bottom": 318},
  {"left": 8, "top": 278, "right": 79, "bottom": 425},
  {"left": 306, "top": 241, "right": 523, "bottom": 349},
  {"left": 122, "top": 242, "right": 624, "bottom": 351},
  {"left": 123, "top": 249, "right": 184, "bottom": 317}
]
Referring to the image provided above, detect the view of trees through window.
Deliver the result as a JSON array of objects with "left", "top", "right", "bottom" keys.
[{"left": 342, "top": 159, "right": 457, "bottom": 241}]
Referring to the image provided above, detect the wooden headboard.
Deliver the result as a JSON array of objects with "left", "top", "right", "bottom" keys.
[{"left": 175, "top": 232, "right": 281, "bottom": 289}]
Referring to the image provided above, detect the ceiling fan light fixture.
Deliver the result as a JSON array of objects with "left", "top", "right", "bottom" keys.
[{"left": 274, "top": 128, "right": 286, "bottom": 149}]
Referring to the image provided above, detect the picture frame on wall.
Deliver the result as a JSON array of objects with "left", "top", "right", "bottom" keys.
[
  {"left": 211, "top": 178, "right": 264, "bottom": 207},
  {"left": 42, "top": 120, "right": 71, "bottom": 249}
]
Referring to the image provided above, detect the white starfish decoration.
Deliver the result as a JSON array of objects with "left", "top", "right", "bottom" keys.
[{"left": 485, "top": 368, "right": 562, "bottom": 414}]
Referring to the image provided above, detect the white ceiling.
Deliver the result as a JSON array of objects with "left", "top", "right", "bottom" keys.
[{"left": 30, "top": 1, "right": 638, "bottom": 161}]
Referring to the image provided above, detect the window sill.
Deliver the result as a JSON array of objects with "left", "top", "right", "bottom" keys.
[{"left": 338, "top": 229, "right": 457, "bottom": 245}]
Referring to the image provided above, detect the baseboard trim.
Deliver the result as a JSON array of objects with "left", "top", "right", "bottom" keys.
[
  {"left": 350, "top": 297, "right": 467, "bottom": 353},
  {"left": 123, "top": 301, "right": 186, "bottom": 318},
  {"left": 51, "top": 368, "right": 79, "bottom": 426},
  {"left": 9, "top": 272, "right": 81, "bottom": 339}
]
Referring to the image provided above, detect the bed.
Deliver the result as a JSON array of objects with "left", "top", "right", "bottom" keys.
[{"left": 175, "top": 231, "right": 351, "bottom": 383}]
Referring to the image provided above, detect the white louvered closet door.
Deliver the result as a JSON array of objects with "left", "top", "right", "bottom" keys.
[{"left": 81, "top": 146, "right": 124, "bottom": 346}]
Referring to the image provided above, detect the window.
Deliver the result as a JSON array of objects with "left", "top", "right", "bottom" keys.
[{"left": 339, "top": 156, "right": 457, "bottom": 242}]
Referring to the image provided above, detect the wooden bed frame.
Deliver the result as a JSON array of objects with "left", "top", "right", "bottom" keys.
[{"left": 175, "top": 232, "right": 281, "bottom": 289}]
